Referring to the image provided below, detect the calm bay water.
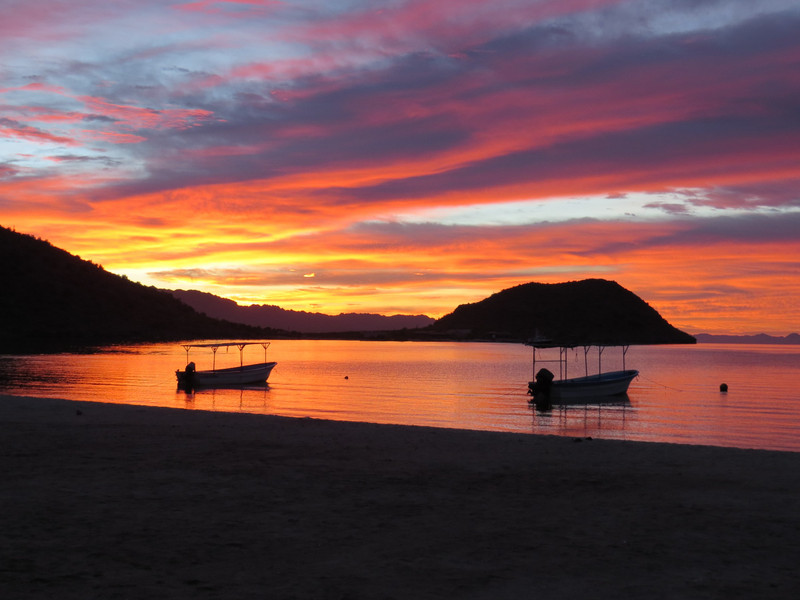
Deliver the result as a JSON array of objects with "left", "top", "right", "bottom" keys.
[{"left": 1, "top": 340, "right": 798, "bottom": 452}]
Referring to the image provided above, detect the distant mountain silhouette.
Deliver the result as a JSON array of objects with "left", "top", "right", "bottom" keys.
[
  {"left": 0, "top": 226, "right": 276, "bottom": 352},
  {"left": 429, "top": 279, "right": 695, "bottom": 344},
  {"left": 1, "top": 225, "right": 694, "bottom": 351},
  {"left": 171, "top": 289, "right": 435, "bottom": 333},
  {"left": 695, "top": 333, "right": 800, "bottom": 344}
]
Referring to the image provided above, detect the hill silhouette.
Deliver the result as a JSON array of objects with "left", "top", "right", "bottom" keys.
[
  {"left": 1, "top": 226, "right": 693, "bottom": 351},
  {"left": 694, "top": 333, "right": 800, "bottom": 344},
  {"left": 171, "top": 289, "right": 435, "bottom": 333},
  {"left": 430, "top": 280, "right": 695, "bottom": 344},
  {"left": 0, "top": 226, "right": 276, "bottom": 352}
]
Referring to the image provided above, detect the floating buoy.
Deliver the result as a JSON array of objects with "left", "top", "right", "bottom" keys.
[
  {"left": 344, "top": 375, "right": 349, "bottom": 380},
  {"left": 720, "top": 383, "right": 728, "bottom": 392}
]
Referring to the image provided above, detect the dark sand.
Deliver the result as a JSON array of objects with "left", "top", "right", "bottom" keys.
[{"left": 2, "top": 394, "right": 799, "bottom": 599}]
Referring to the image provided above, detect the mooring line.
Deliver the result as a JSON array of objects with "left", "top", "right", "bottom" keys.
[{"left": 639, "top": 374, "right": 685, "bottom": 392}]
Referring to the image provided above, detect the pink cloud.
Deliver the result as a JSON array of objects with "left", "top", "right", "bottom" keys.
[
  {"left": 0, "top": 118, "right": 77, "bottom": 145},
  {"left": 78, "top": 96, "right": 216, "bottom": 131},
  {"left": 3, "top": 1, "right": 800, "bottom": 332},
  {"left": 175, "top": 0, "right": 283, "bottom": 16},
  {"left": 81, "top": 130, "right": 148, "bottom": 144}
]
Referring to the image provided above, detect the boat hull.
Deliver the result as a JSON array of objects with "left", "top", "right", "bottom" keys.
[
  {"left": 529, "top": 369, "right": 638, "bottom": 401},
  {"left": 176, "top": 361, "right": 277, "bottom": 389}
]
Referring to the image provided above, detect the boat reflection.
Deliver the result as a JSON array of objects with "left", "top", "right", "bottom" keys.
[
  {"left": 180, "top": 383, "right": 272, "bottom": 412},
  {"left": 530, "top": 393, "right": 633, "bottom": 438}
]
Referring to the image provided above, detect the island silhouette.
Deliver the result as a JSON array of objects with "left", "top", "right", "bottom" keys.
[{"left": 1, "top": 225, "right": 694, "bottom": 352}]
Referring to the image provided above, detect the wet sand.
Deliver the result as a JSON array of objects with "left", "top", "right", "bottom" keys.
[{"left": 2, "top": 394, "right": 799, "bottom": 599}]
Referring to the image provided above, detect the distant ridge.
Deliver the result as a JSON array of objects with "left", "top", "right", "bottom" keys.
[
  {"left": 695, "top": 333, "right": 800, "bottom": 344},
  {"left": 171, "top": 289, "right": 435, "bottom": 333},
  {"left": 0, "top": 225, "right": 275, "bottom": 352},
  {"left": 430, "top": 279, "right": 695, "bottom": 345},
  {"left": 1, "top": 225, "right": 693, "bottom": 351}
]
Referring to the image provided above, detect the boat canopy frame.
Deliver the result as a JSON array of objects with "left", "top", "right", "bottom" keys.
[
  {"left": 181, "top": 341, "right": 272, "bottom": 372},
  {"left": 525, "top": 341, "right": 630, "bottom": 382}
]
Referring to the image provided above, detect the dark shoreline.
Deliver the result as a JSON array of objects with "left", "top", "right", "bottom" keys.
[{"left": 2, "top": 394, "right": 800, "bottom": 599}]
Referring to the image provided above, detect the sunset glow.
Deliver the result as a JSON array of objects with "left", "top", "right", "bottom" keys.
[{"left": 2, "top": 0, "right": 799, "bottom": 334}]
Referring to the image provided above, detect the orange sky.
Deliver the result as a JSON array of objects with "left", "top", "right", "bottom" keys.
[{"left": 2, "top": 0, "right": 799, "bottom": 335}]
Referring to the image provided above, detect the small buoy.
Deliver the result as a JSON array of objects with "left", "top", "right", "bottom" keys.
[
  {"left": 720, "top": 383, "right": 728, "bottom": 392},
  {"left": 344, "top": 375, "right": 349, "bottom": 380}
]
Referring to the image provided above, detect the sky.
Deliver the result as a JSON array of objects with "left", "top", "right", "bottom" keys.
[{"left": 1, "top": 0, "right": 799, "bottom": 335}]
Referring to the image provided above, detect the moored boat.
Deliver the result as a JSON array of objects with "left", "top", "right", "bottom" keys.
[
  {"left": 526, "top": 341, "right": 638, "bottom": 408},
  {"left": 530, "top": 369, "right": 638, "bottom": 401},
  {"left": 176, "top": 341, "right": 277, "bottom": 390}
]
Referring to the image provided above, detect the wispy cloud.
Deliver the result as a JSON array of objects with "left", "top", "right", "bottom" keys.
[{"left": 1, "top": 0, "right": 799, "bottom": 333}]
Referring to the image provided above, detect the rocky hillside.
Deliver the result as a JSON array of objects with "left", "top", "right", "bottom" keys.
[
  {"left": 1, "top": 226, "right": 694, "bottom": 351},
  {"left": 430, "top": 279, "right": 695, "bottom": 344},
  {"left": 171, "top": 289, "right": 435, "bottom": 333},
  {"left": 0, "top": 226, "right": 275, "bottom": 352},
  {"left": 694, "top": 333, "right": 799, "bottom": 344}
]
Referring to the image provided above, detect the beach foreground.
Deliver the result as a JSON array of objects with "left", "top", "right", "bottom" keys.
[{"left": 2, "top": 395, "right": 799, "bottom": 599}]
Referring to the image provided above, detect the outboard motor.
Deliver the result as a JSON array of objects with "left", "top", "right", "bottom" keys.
[
  {"left": 183, "top": 361, "right": 196, "bottom": 392},
  {"left": 531, "top": 368, "right": 554, "bottom": 411}
]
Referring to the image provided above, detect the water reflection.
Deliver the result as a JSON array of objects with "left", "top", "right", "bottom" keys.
[
  {"left": 179, "top": 384, "right": 273, "bottom": 414},
  {"left": 530, "top": 396, "right": 634, "bottom": 439},
  {"left": 1, "top": 341, "right": 799, "bottom": 451}
]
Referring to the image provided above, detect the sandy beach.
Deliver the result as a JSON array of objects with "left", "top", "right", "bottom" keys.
[{"left": 2, "top": 394, "right": 799, "bottom": 599}]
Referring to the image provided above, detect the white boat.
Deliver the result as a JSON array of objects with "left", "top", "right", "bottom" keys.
[
  {"left": 526, "top": 341, "right": 638, "bottom": 407},
  {"left": 176, "top": 341, "right": 277, "bottom": 390},
  {"left": 532, "top": 369, "right": 639, "bottom": 401}
]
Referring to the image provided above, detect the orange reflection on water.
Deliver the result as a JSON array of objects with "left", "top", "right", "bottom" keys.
[{"left": 2, "top": 341, "right": 799, "bottom": 452}]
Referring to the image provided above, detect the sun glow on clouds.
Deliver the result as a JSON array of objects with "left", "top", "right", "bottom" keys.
[{"left": 2, "top": 0, "right": 800, "bottom": 334}]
